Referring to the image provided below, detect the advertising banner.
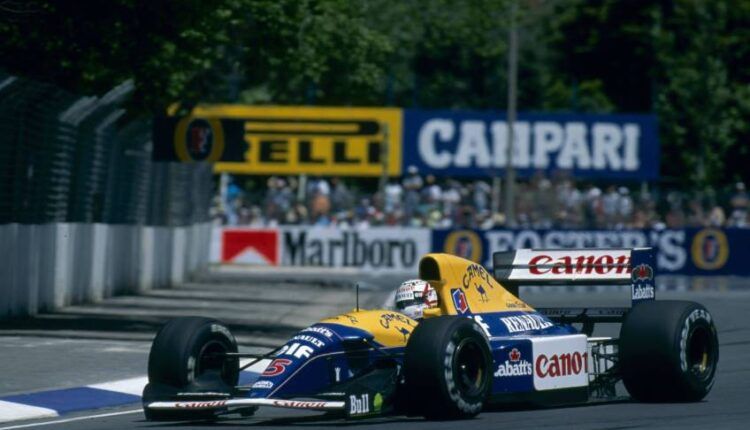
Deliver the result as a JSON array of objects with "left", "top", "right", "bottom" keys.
[
  {"left": 154, "top": 105, "right": 403, "bottom": 177},
  {"left": 211, "top": 226, "right": 430, "bottom": 272},
  {"left": 403, "top": 109, "right": 659, "bottom": 179},
  {"left": 213, "top": 226, "right": 748, "bottom": 275},
  {"left": 434, "top": 228, "right": 750, "bottom": 276}
]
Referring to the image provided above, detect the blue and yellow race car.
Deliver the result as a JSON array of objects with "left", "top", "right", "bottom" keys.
[{"left": 142, "top": 248, "right": 718, "bottom": 421}]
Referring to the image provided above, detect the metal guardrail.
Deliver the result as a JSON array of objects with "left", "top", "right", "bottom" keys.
[{"left": 0, "top": 71, "right": 212, "bottom": 226}]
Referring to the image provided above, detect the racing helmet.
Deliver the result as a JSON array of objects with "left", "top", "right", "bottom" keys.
[{"left": 395, "top": 279, "right": 438, "bottom": 320}]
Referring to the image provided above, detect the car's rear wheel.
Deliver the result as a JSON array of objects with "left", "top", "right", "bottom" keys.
[
  {"left": 143, "top": 317, "right": 239, "bottom": 421},
  {"left": 403, "top": 316, "right": 492, "bottom": 419},
  {"left": 619, "top": 300, "right": 718, "bottom": 402}
]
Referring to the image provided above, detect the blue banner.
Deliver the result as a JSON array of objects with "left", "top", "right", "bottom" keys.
[
  {"left": 403, "top": 109, "right": 659, "bottom": 179},
  {"left": 432, "top": 228, "right": 750, "bottom": 276}
]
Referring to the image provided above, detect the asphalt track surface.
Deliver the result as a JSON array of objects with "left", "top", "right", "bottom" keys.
[{"left": 2, "top": 269, "right": 749, "bottom": 430}]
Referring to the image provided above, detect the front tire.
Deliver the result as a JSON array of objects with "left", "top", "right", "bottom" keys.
[
  {"left": 619, "top": 300, "right": 718, "bottom": 402},
  {"left": 143, "top": 317, "right": 239, "bottom": 421},
  {"left": 403, "top": 316, "right": 492, "bottom": 419}
]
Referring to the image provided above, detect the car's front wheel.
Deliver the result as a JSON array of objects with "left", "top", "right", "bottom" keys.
[
  {"left": 403, "top": 316, "right": 492, "bottom": 419},
  {"left": 142, "top": 317, "right": 239, "bottom": 421}
]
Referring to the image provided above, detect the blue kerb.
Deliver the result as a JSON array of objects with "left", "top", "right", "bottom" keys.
[{"left": 1, "top": 387, "right": 139, "bottom": 414}]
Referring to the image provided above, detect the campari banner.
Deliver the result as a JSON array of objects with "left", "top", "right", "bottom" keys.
[
  {"left": 402, "top": 109, "right": 659, "bottom": 179},
  {"left": 212, "top": 226, "right": 749, "bottom": 276},
  {"left": 156, "top": 105, "right": 659, "bottom": 180}
]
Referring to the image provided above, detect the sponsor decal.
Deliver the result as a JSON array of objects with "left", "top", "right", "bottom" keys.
[
  {"left": 373, "top": 393, "right": 384, "bottom": 413},
  {"left": 462, "top": 263, "right": 493, "bottom": 289},
  {"left": 283, "top": 229, "right": 424, "bottom": 270},
  {"left": 222, "top": 229, "right": 279, "bottom": 264},
  {"left": 452, "top": 288, "right": 470, "bottom": 314},
  {"left": 262, "top": 358, "right": 292, "bottom": 376},
  {"left": 632, "top": 284, "right": 655, "bottom": 300},
  {"left": 631, "top": 262, "right": 655, "bottom": 302},
  {"left": 251, "top": 380, "right": 274, "bottom": 389},
  {"left": 535, "top": 351, "right": 588, "bottom": 378},
  {"left": 527, "top": 253, "right": 630, "bottom": 276},
  {"left": 301, "top": 326, "right": 334, "bottom": 338},
  {"left": 470, "top": 315, "right": 492, "bottom": 337},
  {"left": 278, "top": 342, "right": 315, "bottom": 359},
  {"left": 531, "top": 335, "right": 588, "bottom": 390},
  {"left": 444, "top": 230, "right": 482, "bottom": 262},
  {"left": 173, "top": 117, "right": 225, "bottom": 162},
  {"left": 349, "top": 393, "right": 371, "bottom": 416},
  {"left": 494, "top": 348, "right": 533, "bottom": 377},
  {"left": 291, "top": 334, "right": 326, "bottom": 348},
  {"left": 631, "top": 263, "right": 654, "bottom": 281},
  {"left": 272, "top": 400, "right": 330, "bottom": 409},
  {"left": 379, "top": 312, "right": 415, "bottom": 341},
  {"left": 175, "top": 400, "right": 227, "bottom": 409},
  {"left": 500, "top": 314, "right": 554, "bottom": 333},
  {"left": 691, "top": 228, "right": 729, "bottom": 270}
]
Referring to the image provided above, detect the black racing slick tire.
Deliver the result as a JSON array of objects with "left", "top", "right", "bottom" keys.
[
  {"left": 403, "top": 316, "right": 492, "bottom": 420},
  {"left": 143, "top": 317, "right": 239, "bottom": 421},
  {"left": 619, "top": 300, "right": 718, "bottom": 402}
]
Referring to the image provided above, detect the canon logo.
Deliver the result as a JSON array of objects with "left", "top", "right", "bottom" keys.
[
  {"left": 535, "top": 351, "right": 589, "bottom": 378},
  {"left": 272, "top": 400, "right": 328, "bottom": 409},
  {"left": 175, "top": 400, "right": 227, "bottom": 409},
  {"left": 528, "top": 254, "right": 629, "bottom": 275}
]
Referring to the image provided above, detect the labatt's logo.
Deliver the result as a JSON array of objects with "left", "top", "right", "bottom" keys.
[
  {"left": 535, "top": 351, "right": 588, "bottom": 378},
  {"left": 528, "top": 254, "right": 630, "bottom": 275},
  {"left": 495, "top": 348, "right": 532, "bottom": 377}
]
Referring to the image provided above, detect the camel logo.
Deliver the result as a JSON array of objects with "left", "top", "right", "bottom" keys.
[{"left": 476, "top": 283, "right": 489, "bottom": 303}]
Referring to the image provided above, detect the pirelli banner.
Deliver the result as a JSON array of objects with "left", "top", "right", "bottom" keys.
[
  {"left": 154, "top": 105, "right": 659, "bottom": 179},
  {"left": 153, "top": 105, "right": 402, "bottom": 176}
]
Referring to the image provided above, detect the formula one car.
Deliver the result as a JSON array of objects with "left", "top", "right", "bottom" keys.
[{"left": 142, "top": 248, "right": 719, "bottom": 421}]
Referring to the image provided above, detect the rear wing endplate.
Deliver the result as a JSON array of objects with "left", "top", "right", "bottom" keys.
[{"left": 493, "top": 247, "right": 656, "bottom": 306}]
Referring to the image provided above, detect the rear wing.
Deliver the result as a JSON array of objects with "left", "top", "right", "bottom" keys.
[{"left": 493, "top": 248, "right": 656, "bottom": 307}]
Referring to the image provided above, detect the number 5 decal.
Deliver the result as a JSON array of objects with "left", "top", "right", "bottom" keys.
[{"left": 262, "top": 358, "right": 292, "bottom": 376}]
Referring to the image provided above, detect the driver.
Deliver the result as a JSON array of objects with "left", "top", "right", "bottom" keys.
[{"left": 394, "top": 279, "right": 439, "bottom": 320}]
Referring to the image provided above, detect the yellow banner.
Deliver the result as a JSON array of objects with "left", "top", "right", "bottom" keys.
[{"left": 186, "top": 105, "right": 402, "bottom": 176}]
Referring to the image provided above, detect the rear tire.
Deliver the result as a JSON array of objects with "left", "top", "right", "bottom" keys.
[
  {"left": 403, "top": 316, "right": 492, "bottom": 420},
  {"left": 619, "top": 301, "right": 718, "bottom": 402},
  {"left": 143, "top": 317, "right": 239, "bottom": 421}
]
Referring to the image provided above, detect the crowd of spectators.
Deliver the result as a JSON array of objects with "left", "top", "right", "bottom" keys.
[{"left": 213, "top": 170, "right": 750, "bottom": 230}]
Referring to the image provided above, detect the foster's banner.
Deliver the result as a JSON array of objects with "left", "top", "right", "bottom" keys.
[
  {"left": 212, "top": 226, "right": 749, "bottom": 276},
  {"left": 403, "top": 110, "right": 659, "bottom": 179},
  {"left": 434, "top": 228, "right": 750, "bottom": 276}
]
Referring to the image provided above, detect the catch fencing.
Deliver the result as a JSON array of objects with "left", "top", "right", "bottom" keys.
[{"left": 0, "top": 72, "right": 213, "bottom": 318}]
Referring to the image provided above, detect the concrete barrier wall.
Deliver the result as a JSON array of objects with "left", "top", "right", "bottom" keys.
[{"left": 1, "top": 222, "right": 211, "bottom": 318}]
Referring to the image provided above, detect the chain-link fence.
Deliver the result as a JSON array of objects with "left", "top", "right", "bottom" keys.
[{"left": 0, "top": 71, "right": 212, "bottom": 226}]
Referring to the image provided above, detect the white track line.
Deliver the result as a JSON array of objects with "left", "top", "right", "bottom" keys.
[{"left": 0, "top": 409, "right": 141, "bottom": 430}]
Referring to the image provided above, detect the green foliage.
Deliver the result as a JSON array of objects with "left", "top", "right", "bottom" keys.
[
  {"left": 0, "top": 0, "right": 748, "bottom": 186},
  {"left": 538, "top": 0, "right": 750, "bottom": 186}
]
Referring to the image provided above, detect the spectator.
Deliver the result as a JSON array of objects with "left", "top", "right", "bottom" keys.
[{"left": 211, "top": 173, "right": 749, "bottom": 230}]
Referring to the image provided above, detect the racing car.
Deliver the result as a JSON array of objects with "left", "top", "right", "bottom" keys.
[{"left": 142, "top": 248, "right": 719, "bottom": 421}]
